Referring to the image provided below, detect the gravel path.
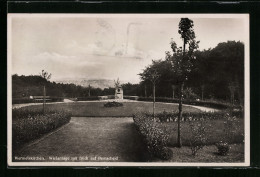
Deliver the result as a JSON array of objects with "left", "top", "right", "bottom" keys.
[{"left": 14, "top": 117, "right": 148, "bottom": 162}]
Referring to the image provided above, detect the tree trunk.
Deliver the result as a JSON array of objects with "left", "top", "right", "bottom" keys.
[
  {"left": 172, "top": 84, "right": 175, "bottom": 99},
  {"left": 153, "top": 83, "right": 155, "bottom": 120},
  {"left": 177, "top": 82, "right": 184, "bottom": 147},
  {"left": 201, "top": 85, "right": 205, "bottom": 101},
  {"left": 235, "top": 75, "right": 243, "bottom": 110},
  {"left": 145, "top": 84, "right": 147, "bottom": 98},
  {"left": 43, "top": 85, "right": 46, "bottom": 115}
]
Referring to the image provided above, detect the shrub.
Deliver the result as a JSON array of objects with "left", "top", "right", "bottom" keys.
[
  {"left": 137, "top": 97, "right": 230, "bottom": 109},
  {"left": 104, "top": 101, "right": 123, "bottom": 107},
  {"left": 214, "top": 111, "right": 242, "bottom": 156},
  {"left": 12, "top": 108, "right": 71, "bottom": 151},
  {"left": 77, "top": 96, "right": 99, "bottom": 101},
  {"left": 123, "top": 96, "right": 139, "bottom": 100},
  {"left": 188, "top": 120, "right": 209, "bottom": 156},
  {"left": 146, "top": 110, "right": 243, "bottom": 123},
  {"left": 216, "top": 141, "right": 230, "bottom": 156},
  {"left": 12, "top": 97, "right": 64, "bottom": 104},
  {"left": 133, "top": 112, "right": 172, "bottom": 160}
]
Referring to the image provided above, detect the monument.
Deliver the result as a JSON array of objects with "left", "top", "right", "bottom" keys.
[{"left": 114, "top": 78, "right": 123, "bottom": 99}]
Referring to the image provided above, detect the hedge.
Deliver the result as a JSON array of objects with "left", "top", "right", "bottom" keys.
[
  {"left": 12, "top": 108, "right": 71, "bottom": 151},
  {"left": 76, "top": 96, "right": 99, "bottom": 101},
  {"left": 136, "top": 97, "right": 231, "bottom": 109},
  {"left": 12, "top": 97, "right": 64, "bottom": 104},
  {"left": 146, "top": 109, "right": 243, "bottom": 123},
  {"left": 133, "top": 112, "right": 173, "bottom": 160}
]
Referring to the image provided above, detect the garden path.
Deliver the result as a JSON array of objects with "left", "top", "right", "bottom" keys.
[{"left": 14, "top": 117, "right": 148, "bottom": 162}]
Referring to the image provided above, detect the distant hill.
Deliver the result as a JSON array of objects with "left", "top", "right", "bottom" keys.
[{"left": 54, "top": 79, "right": 116, "bottom": 89}]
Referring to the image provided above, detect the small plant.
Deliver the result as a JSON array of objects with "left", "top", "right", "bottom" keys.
[
  {"left": 188, "top": 120, "right": 208, "bottom": 156},
  {"left": 104, "top": 101, "right": 123, "bottom": 107},
  {"left": 216, "top": 141, "right": 230, "bottom": 156},
  {"left": 215, "top": 111, "right": 240, "bottom": 156}
]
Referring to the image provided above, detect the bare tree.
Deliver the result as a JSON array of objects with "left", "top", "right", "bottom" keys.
[{"left": 39, "top": 70, "right": 52, "bottom": 115}]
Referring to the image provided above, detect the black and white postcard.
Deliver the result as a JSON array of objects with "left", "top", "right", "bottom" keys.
[{"left": 7, "top": 14, "right": 250, "bottom": 166}]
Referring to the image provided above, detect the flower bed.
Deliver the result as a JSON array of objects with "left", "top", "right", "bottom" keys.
[
  {"left": 12, "top": 108, "right": 71, "bottom": 151},
  {"left": 104, "top": 101, "right": 123, "bottom": 107},
  {"left": 133, "top": 113, "right": 173, "bottom": 160},
  {"left": 76, "top": 96, "right": 100, "bottom": 101}
]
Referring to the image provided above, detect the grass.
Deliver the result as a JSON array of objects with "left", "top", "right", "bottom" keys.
[
  {"left": 158, "top": 119, "right": 244, "bottom": 147},
  {"left": 13, "top": 101, "right": 245, "bottom": 163},
  {"left": 14, "top": 102, "right": 201, "bottom": 117},
  {"left": 12, "top": 109, "right": 71, "bottom": 152},
  {"left": 14, "top": 117, "right": 149, "bottom": 162}
]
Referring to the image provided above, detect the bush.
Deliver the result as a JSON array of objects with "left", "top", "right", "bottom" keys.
[
  {"left": 12, "top": 97, "right": 64, "bottom": 104},
  {"left": 104, "top": 101, "right": 123, "bottom": 107},
  {"left": 77, "top": 96, "right": 99, "bottom": 101},
  {"left": 133, "top": 112, "right": 172, "bottom": 160},
  {"left": 216, "top": 141, "right": 230, "bottom": 156},
  {"left": 188, "top": 120, "right": 208, "bottom": 156},
  {"left": 146, "top": 110, "right": 243, "bottom": 123},
  {"left": 12, "top": 98, "right": 35, "bottom": 104},
  {"left": 123, "top": 96, "right": 139, "bottom": 100},
  {"left": 137, "top": 97, "right": 230, "bottom": 109},
  {"left": 12, "top": 108, "right": 71, "bottom": 151}
]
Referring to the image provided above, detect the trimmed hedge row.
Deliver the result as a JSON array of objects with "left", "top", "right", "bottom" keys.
[
  {"left": 12, "top": 108, "right": 71, "bottom": 151},
  {"left": 137, "top": 97, "right": 230, "bottom": 109},
  {"left": 133, "top": 113, "right": 173, "bottom": 160},
  {"left": 12, "top": 97, "right": 64, "bottom": 104},
  {"left": 123, "top": 96, "right": 139, "bottom": 100},
  {"left": 146, "top": 110, "right": 243, "bottom": 122},
  {"left": 76, "top": 96, "right": 99, "bottom": 101}
]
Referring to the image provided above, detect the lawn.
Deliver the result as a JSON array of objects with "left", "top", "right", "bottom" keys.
[
  {"left": 14, "top": 101, "right": 201, "bottom": 117},
  {"left": 158, "top": 119, "right": 244, "bottom": 147},
  {"left": 14, "top": 117, "right": 149, "bottom": 162}
]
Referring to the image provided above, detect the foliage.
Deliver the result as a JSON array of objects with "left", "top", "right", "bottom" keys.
[
  {"left": 12, "top": 108, "right": 71, "bottom": 150},
  {"left": 104, "top": 101, "right": 123, "bottom": 107},
  {"left": 214, "top": 111, "right": 243, "bottom": 156},
  {"left": 144, "top": 110, "right": 243, "bottom": 123},
  {"left": 76, "top": 96, "right": 100, "bottom": 101},
  {"left": 39, "top": 70, "right": 52, "bottom": 81},
  {"left": 188, "top": 120, "right": 209, "bottom": 156},
  {"left": 137, "top": 96, "right": 230, "bottom": 109},
  {"left": 12, "top": 97, "right": 64, "bottom": 104},
  {"left": 133, "top": 112, "right": 172, "bottom": 160},
  {"left": 216, "top": 141, "right": 230, "bottom": 156}
]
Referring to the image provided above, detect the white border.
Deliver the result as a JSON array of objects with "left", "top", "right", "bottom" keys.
[{"left": 7, "top": 13, "right": 250, "bottom": 167}]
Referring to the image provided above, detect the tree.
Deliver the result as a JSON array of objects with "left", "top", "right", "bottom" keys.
[
  {"left": 39, "top": 70, "right": 52, "bottom": 115},
  {"left": 169, "top": 18, "right": 199, "bottom": 147},
  {"left": 39, "top": 70, "right": 52, "bottom": 81},
  {"left": 139, "top": 64, "right": 160, "bottom": 119},
  {"left": 207, "top": 41, "right": 244, "bottom": 106}
]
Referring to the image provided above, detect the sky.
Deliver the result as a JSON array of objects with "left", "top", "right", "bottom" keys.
[{"left": 9, "top": 14, "right": 248, "bottom": 83}]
